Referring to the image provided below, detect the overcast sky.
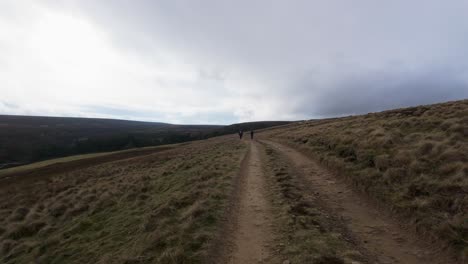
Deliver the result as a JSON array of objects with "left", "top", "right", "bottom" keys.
[{"left": 1, "top": 1, "right": 467, "bottom": 124}]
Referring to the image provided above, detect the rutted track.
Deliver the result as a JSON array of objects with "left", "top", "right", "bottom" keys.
[
  {"left": 222, "top": 141, "right": 278, "bottom": 263},
  {"left": 262, "top": 140, "right": 458, "bottom": 264}
]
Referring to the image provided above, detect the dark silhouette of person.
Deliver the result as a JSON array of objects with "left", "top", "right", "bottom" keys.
[
  {"left": 238, "top": 130, "right": 243, "bottom": 139},
  {"left": 250, "top": 130, "right": 254, "bottom": 140}
]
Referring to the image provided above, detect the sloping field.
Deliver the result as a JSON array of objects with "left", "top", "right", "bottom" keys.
[
  {"left": 0, "top": 137, "right": 247, "bottom": 263},
  {"left": 260, "top": 99, "right": 468, "bottom": 259}
]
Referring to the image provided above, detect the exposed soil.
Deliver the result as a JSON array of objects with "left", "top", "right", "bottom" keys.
[
  {"left": 224, "top": 141, "right": 279, "bottom": 263},
  {"left": 262, "top": 140, "right": 458, "bottom": 264}
]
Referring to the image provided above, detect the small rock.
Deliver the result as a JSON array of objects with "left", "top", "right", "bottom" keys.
[{"left": 282, "top": 260, "right": 290, "bottom": 264}]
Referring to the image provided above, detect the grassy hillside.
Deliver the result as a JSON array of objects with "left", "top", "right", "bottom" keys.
[
  {"left": 260, "top": 99, "right": 468, "bottom": 258},
  {"left": 0, "top": 137, "right": 247, "bottom": 263},
  {"left": 0, "top": 115, "right": 290, "bottom": 168}
]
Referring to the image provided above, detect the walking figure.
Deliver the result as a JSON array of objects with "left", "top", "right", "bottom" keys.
[
  {"left": 238, "top": 130, "right": 244, "bottom": 139},
  {"left": 250, "top": 130, "right": 254, "bottom": 140}
]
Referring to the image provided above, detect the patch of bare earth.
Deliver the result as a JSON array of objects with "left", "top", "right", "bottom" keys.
[{"left": 263, "top": 140, "right": 458, "bottom": 264}]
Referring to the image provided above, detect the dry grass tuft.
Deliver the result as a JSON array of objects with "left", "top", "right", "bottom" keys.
[
  {"left": 7, "top": 222, "right": 46, "bottom": 240},
  {"left": 10, "top": 208, "right": 30, "bottom": 222}
]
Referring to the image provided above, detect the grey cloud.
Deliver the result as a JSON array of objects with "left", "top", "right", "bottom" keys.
[
  {"left": 83, "top": 104, "right": 237, "bottom": 124},
  {"left": 83, "top": 105, "right": 166, "bottom": 120},
  {"left": 198, "top": 68, "right": 228, "bottom": 81},
  {"left": 294, "top": 66, "right": 468, "bottom": 117}
]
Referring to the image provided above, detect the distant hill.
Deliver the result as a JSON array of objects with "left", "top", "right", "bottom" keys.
[
  {"left": 0, "top": 115, "right": 292, "bottom": 167},
  {"left": 207, "top": 121, "right": 292, "bottom": 137}
]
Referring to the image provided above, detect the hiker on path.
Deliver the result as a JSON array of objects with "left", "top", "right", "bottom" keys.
[
  {"left": 250, "top": 130, "right": 254, "bottom": 140},
  {"left": 238, "top": 130, "right": 243, "bottom": 139}
]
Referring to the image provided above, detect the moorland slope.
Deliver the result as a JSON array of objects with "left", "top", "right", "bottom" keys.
[{"left": 260, "top": 99, "right": 468, "bottom": 259}]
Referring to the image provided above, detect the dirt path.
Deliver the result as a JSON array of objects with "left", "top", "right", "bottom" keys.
[
  {"left": 226, "top": 141, "right": 278, "bottom": 264},
  {"left": 262, "top": 140, "right": 457, "bottom": 264}
]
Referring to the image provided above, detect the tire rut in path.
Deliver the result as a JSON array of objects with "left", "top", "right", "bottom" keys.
[
  {"left": 263, "top": 140, "right": 458, "bottom": 264},
  {"left": 226, "top": 141, "right": 277, "bottom": 264}
]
